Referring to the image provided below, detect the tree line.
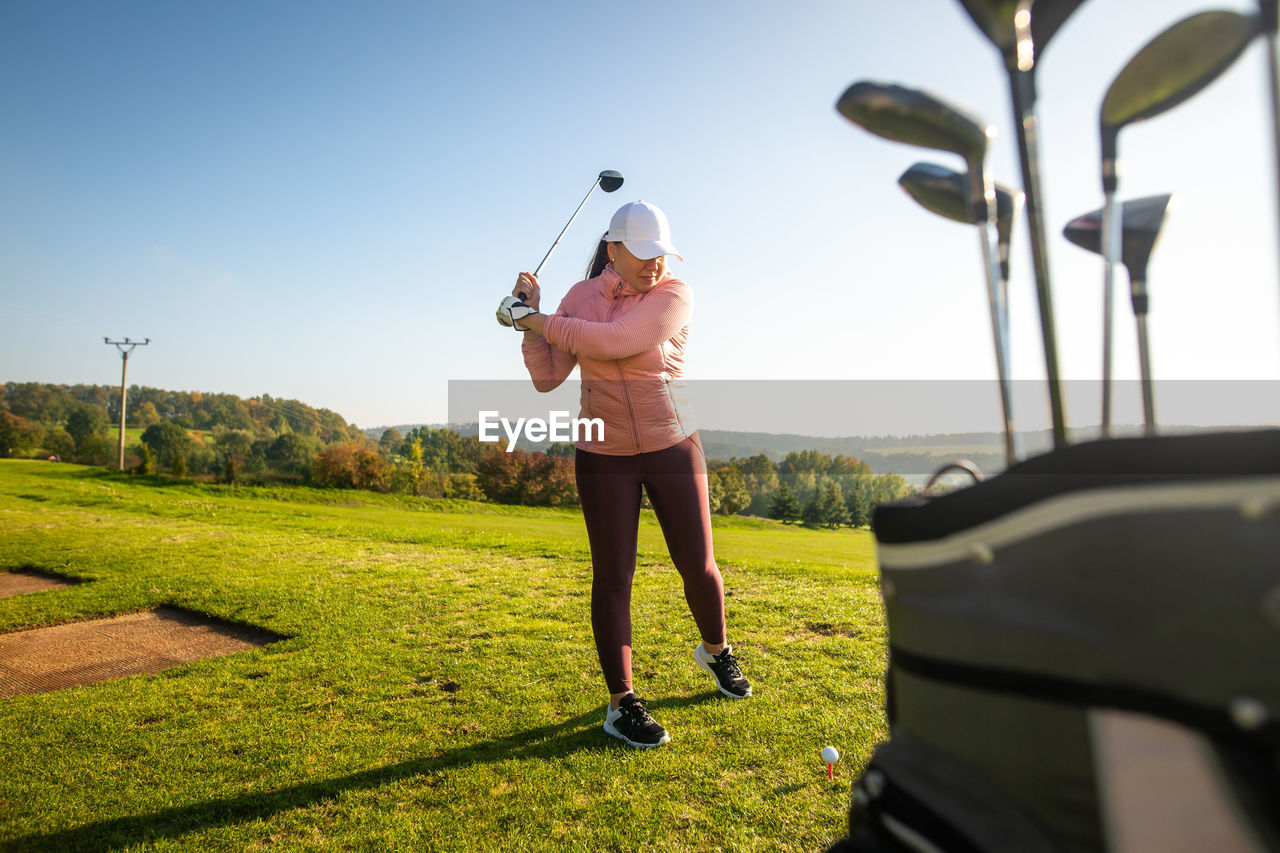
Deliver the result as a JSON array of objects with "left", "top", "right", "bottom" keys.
[
  {"left": 706, "top": 449, "right": 911, "bottom": 528},
  {"left": 2, "top": 382, "right": 912, "bottom": 524},
  {"left": 2, "top": 382, "right": 361, "bottom": 442}
]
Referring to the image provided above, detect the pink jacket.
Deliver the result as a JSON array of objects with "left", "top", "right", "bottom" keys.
[{"left": 521, "top": 265, "right": 698, "bottom": 455}]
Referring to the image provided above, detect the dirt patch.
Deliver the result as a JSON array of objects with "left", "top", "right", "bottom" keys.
[
  {"left": 0, "top": 606, "right": 282, "bottom": 698},
  {"left": 0, "top": 568, "right": 80, "bottom": 599},
  {"left": 780, "top": 622, "right": 864, "bottom": 643}
]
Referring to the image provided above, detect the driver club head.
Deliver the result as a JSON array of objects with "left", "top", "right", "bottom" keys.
[
  {"left": 837, "top": 81, "right": 990, "bottom": 165},
  {"left": 1101, "top": 10, "right": 1261, "bottom": 170},
  {"left": 837, "top": 81, "right": 992, "bottom": 218},
  {"left": 956, "top": 0, "right": 1088, "bottom": 65},
  {"left": 597, "top": 170, "right": 624, "bottom": 193}
]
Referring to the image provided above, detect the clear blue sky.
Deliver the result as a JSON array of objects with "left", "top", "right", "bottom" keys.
[{"left": 2, "top": 0, "right": 1277, "bottom": 434}]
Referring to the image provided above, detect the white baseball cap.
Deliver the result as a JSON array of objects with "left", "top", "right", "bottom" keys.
[{"left": 604, "top": 201, "right": 684, "bottom": 261}]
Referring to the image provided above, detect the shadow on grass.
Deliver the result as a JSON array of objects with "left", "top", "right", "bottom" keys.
[
  {"left": 75, "top": 466, "right": 312, "bottom": 495},
  {"left": 2, "top": 692, "right": 719, "bottom": 852}
]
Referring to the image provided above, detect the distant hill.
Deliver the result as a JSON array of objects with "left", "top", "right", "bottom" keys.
[
  {"left": 364, "top": 424, "right": 435, "bottom": 440},
  {"left": 696, "top": 429, "right": 1017, "bottom": 475},
  {"left": 381, "top": 422, "right": 1025, "bottom": 476},
  {"left": 371, "top": 421, "right": 1251, "bottom": 477},
  {"left": 4, "top": 381, "right": 364, "bottom": 443},
  {"left": 693, "top": 425, "right": 1241, "bottom": 474}
]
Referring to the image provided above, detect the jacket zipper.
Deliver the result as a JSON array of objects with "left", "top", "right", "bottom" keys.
[
  {"left": 606, "top": 282, "right": 643, "bottom": 454},
  {"left": 663, "top": 379, "right": 686, "bottom": 435}
]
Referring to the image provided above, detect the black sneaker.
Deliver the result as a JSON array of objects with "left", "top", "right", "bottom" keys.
[
  {"left": 694, "top": 644, "right": 753, "bottom": 698},
  {"left": 603, "top": 693, "right": 670, "bottom": 749}
]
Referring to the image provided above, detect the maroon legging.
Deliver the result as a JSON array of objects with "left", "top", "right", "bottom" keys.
[{"left": 575, "top": 433, "right": 727, "bottom": 695}]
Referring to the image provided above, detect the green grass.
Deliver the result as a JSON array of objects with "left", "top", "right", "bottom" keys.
[
  {"left": 0, "top": 460, "right": 887, "bottom": 852},
  {"left": 107, "top": 426, "right": 208, "bottom": 447},
  {"left": 107, "top": 426, "right": 145, "bottom": 445}
]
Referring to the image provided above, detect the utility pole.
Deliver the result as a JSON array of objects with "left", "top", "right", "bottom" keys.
[{"left": 104, "top": 337, "right": 150, "bottom": 471}]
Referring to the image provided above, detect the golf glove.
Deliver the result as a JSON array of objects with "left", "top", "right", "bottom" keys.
[{"left": 497, "top": 295, "right": 539, "bottom": 331}]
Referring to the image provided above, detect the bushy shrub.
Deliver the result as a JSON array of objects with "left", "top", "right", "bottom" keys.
[
  {"left": 41, "top": 426, "right": 75, "bottom": 461},
  {"left": 443, "top": 473, "right": 485, "bottom": 501},
  {"left": 475, "top": 447, "right": 577, "bottom": 506},
  {"left": 769, "top": 482, "right": 801, "bottom": 524},
  {"left": 312, "top": 441, "right": 391, "bottom": 492},
  {"left": 141, "top": 422, "right": 192, "bottom": 472},
  {"left": 75, "top": 433, "right": 113, "bottom": 466},
  {"left": 266, "top": 432, "right": 319, "bottom": 478},
  {"left": 136, "top": 443, "right": 154, "bottom": 475},
  {"left": 188, "top": 444, "right": 217, "bottom": 477},
  {"left": 65, "top": 405, "right": 109, "bottom": 455},
  {"left": 0, "top": 412, "right": 44, "bottom": 458},
  {"left": 711, "top": 466, "right": 751, "bottom": 515}
]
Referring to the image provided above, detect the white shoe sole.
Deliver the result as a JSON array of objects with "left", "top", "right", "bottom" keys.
[
  {"left": 603, "top": 718, "right": 670, "bottom": 749},
  {"left": 694, "top": 648, "right": 753, "bottom": 699}
]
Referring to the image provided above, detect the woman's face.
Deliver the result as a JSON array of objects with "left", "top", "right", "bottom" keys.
[{"left": 609, "top": 242, "right": 667, "bottom": 293}]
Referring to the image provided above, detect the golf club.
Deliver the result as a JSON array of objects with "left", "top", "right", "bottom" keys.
[
  {"left": 1064, "top": 194, "right": 1174, "bottom": 435},
  {"left": 1099, "top": 10, "right": 1259, "bottom": 435},
  {"left": 898, "top": 161, "right": 1023, "bottom": 464},
  {"left": 898, "top": 161, "right": 1021, "bottom": 283},
  {"left": 1260, "top": 0, "right": 1280, "bottom": 340},
  {"left": 836, "top": 82, "right": 1017, "bottom": 463},
  {"left": 519, "top": 170, "right": 624, "bottom": 299},
  {"left": 956, "top": 0, "right": 1088, "bottom": 449}
]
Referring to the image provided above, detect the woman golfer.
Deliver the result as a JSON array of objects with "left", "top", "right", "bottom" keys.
[{"left": 507, "top": 200, "right": 751, "bottom": 749}]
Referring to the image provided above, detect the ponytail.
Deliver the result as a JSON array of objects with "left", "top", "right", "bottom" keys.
[{"left": 586, "top": 234, "right": 611, "bottom": 279}]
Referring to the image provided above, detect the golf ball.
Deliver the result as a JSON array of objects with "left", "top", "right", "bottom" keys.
[{"left": 821, "top": 746, "right": 839, "bottom": 765}]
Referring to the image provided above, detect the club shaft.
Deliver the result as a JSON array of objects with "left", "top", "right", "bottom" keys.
[
  {"left": 979, "top": 219, "right": 1018, "bottom": 465},
  {"left": 1135, "top": 307, "right": 1156, "bottom": 434},
  {"left": 999, "top": 259, "right": 1012, "bottom": 384},
  {"left": 1008, "top": 70, "right": 1068, "bottom": 448},
  {"left": 1268, "top": 33, "right": 1280, "bottom": 353},
  {"left": 532, "top": 178, "right": 604, "bottom": 279},
  {"left": 1100, "top": 192, "right": 1120, "bottom": 437}
]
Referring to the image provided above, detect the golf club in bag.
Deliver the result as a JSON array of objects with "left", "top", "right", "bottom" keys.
[
  {"left": 897, "top": 161, "right": 1023, "bottom": 464},
  {"left": 824, "top": 429, "right": 1280, "bottom": 852},
  {"left": 898, "top": 162, "right": 1020, "bottom": 285},
  {"left": 954, "top": 0, "right": 1089, "bottom": 450},
  {"left": 1259, "top": 0, "right": 1280, "bottom": 347},
  {"left": 518, "top": 170, "right": 624, "bottom": 300},
  {"left": 1063, "top": 194, "right": 1173, "bottom": 436},
  {"left": 836, "top": 82, "right": 1017, "bottom": 466},
  {"left": 1099, "top": 10, "right": 1259, "bottom": 435},
  {"left": 825, "top": 6, "right": 1280, "bottom": 853}
]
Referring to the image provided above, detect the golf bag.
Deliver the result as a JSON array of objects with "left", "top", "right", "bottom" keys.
[{"left": 833, "top": 429, "right": 1280, "bottom": 852}]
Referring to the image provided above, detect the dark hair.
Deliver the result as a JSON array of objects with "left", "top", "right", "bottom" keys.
[{"left": 586, "top": 233, "right": 611, "bottom": 279}]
